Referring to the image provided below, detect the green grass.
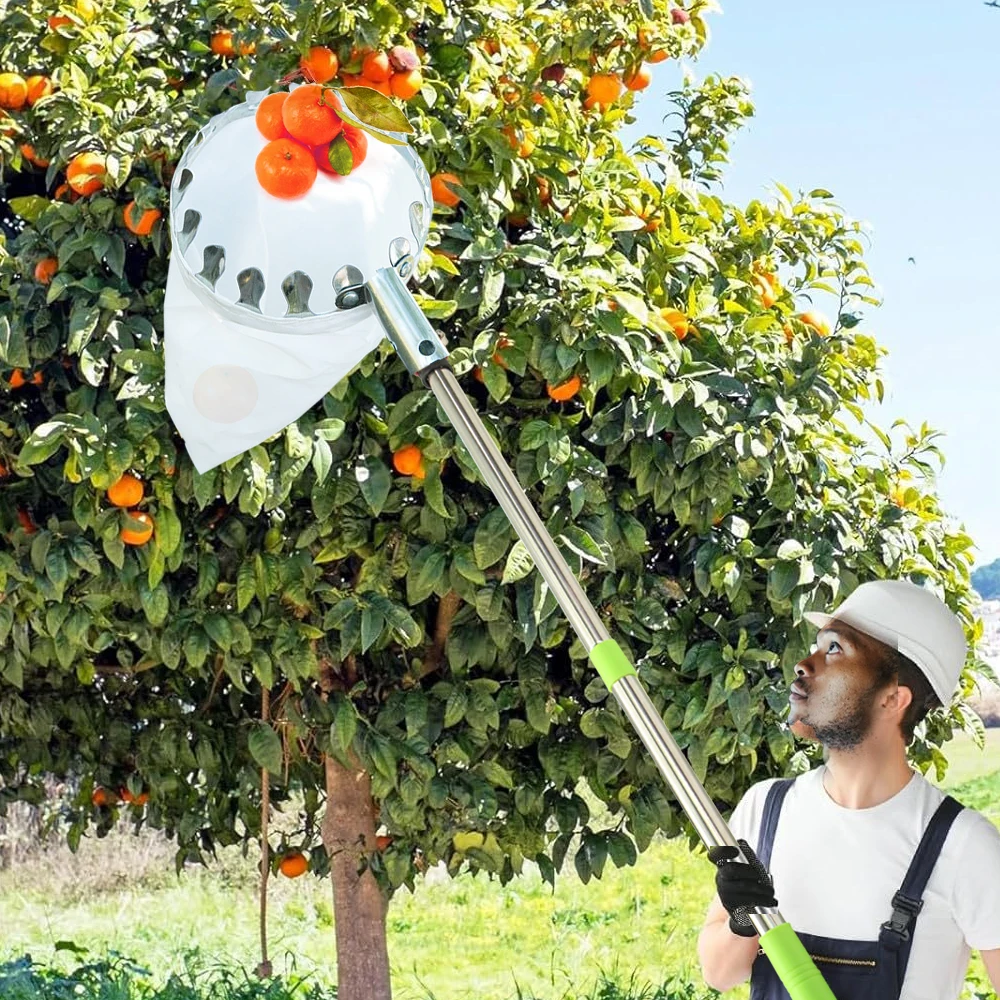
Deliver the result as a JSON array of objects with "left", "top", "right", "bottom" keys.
[{"left": 1, "top": 729, "right": 997, "bottom": 1000}]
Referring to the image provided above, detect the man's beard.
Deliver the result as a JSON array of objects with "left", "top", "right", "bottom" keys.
[{"left": 806, "top": 680, "right": 884, "bottom": 752}]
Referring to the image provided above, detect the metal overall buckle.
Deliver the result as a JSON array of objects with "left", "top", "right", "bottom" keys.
[{"left": 880, "top": 891, "right": 924, "bottom": 947}]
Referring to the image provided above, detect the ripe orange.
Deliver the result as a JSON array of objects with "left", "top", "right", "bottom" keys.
[
  {"left": 255, "top": 92, "right": 290, "bottom": 140},
  {"left": 783, "top": 322, "right": 795, "bottom": 345},
  {"left": 660, "top": 307, "right": 689, "bottom": 339},
  {"left": 492, "top": 336, "right": 514, "bottom": 368},
  {"left": 648, "top": 49, "right": 670, "bottom": 63},
  {"left": 20, "top": 144, "right": 50, "bottom": 167},
  {"left": 281, "top": 84, "right": 343, "bottom": 145},
  {"left": 48, "top": 14, "right": 72, "bottom": 30},
  {"left": 431, "top": 172, "right": 462, "bottom": 208},
  {"left": 547, "top": 375, "right": 582, "bottom": 402},
  {"left": 124, "top": 202, "right": 161, "bottom": 236},
  {"left": 34, "top": 257, "right": 58, "bottom": 284},
  {"left": 121, "top": 788, "right": 149, "bottom": 806},
  {"left": 279, "top": 852, "right": 308, "bottom": 878},
  {"left": 389, "top": 69, "right": 423, "bottom": 100},
  {"left": 799, "top": 309, "right": 830, "bottom": 336},
  {"left": 362, "top": 50, "right": 391, "bottom": 82},
  {"left": 300, "top": 45, "right": 338, "bottom": 84},
  {"left": 624, "top": 65, "right": 652, "bottom": 91},
  {"left": 535, "top": 175, "right": 552, "bottom": 205},
  {"left": 9, "top": 369, "right": 26, "bottom": 388},
  {"left": 501, "top": 124, "right": 535, "bottom": 158},
  {"left": 107, "top": 472, "right": 144, "bottom": 507},
  {"left": 255, "top": 138, "right": 318, "bottom": 199},
  {"left": 392, "top": 444, "right": 426, "bottom": 479},
  {"left": 121, "top": 510, "right": 154, "bottom": 545},
  {"left": 66, "top": 151, "right": 107, "bottom": 195},
  {"left": 586, "top": 74, "right": 623, "bottom": 108},
  {"left": 91, "top": 787, "right": 115, "bottom": 807},
  {"left": 25, "top": 75, "right": 53, "bottom": 106},
  {"left": 17, "top": 507, "right": 37, "bottom": 534},
  {"left": 314, "top": 123, "right": 368, "bottom": 175},
  {"left": 31, "top": 371, "right": 43, "bottom": 385},
  {"left": 753, "top": 275, "right": 776, "bottom": 308},
  {"left": 0, "top": 73, "right": 28, "bottom": 110},
  {"left": 375, "top": 835, "right": 393, "bottom": 852},
  {"left": 211, "top": 30, "right": 255, "bottom": 57},
  {"left": 360, "top": 76, "right": 392, "bottom": 97}
]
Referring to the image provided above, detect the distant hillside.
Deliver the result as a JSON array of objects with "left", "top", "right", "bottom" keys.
[{"left": 973, "top": 558, "right": 1000, "bottom": 601}]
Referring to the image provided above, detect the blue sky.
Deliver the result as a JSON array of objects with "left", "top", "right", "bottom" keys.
[{"left": 621, "top": 1, "right": 1000, "bottom": 569}]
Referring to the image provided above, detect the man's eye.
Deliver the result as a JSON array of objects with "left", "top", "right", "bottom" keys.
[{"left": 827, "top": 641, "right": 841, "bottom": 653}]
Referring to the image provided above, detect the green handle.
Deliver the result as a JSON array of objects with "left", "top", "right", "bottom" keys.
[{"left": 759, "top": 924, "right": 837, "bottom": 1000}]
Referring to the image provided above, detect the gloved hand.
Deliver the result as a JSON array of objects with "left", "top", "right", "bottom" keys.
[{"left": 707, "top": 838, "right": 778, "bottom": 937}]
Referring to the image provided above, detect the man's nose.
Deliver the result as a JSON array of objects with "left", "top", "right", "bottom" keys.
[{"left": 794, "top": 654, "right": 816, "bottom": 678}]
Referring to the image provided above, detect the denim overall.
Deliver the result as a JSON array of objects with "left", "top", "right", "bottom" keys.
[{"left": 749, "top": 776, "right": 965, "bottom": 1000}]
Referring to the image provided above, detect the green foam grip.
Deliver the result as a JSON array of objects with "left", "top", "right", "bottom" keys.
[
  {"left": 759, "top": 923, "right": 837, "bottom": 1000},
  {"left": 589, "top": 639, "right": 637, "bottom": 690}
]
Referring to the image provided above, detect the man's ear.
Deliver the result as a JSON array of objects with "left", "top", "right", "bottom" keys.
[{"left": 888, "top": 682, "right": 914, "bottom": 715}]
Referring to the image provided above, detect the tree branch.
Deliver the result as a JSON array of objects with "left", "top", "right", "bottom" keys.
[{"left": 418, "top": 590, "right": 462, "bottom": 680}]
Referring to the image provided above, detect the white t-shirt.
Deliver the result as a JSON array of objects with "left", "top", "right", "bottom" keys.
[{"left": 728, "top": 765, "right": 1000, "bottom": 1000}]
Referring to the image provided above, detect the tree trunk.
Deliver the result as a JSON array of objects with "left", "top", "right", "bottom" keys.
[{"left": 321, "top": 752, "right": 392, "bottom": 1000}]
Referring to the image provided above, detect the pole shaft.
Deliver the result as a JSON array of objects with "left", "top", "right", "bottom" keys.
[{"left": 424, "top": 366, "right": 782, "bottom": 936}]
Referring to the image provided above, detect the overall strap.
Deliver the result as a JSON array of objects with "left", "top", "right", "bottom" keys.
[
  {"left": 879, "top": 794, "right": 965, "bottom": 952},
  {"left": 756, "top": 778, "right": 795, "bottom": 869}
]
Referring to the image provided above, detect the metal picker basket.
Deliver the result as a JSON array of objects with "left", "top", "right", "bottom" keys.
[{"left": 163, "top": 86, "right": 434, "bottom": 470}]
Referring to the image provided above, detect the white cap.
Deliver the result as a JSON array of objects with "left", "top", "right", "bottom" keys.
[{"left": 804, "top": 579, "right": 967, "bottom": 707}]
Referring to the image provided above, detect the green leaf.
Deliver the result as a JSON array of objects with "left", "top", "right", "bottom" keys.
[
  {"left": 19, "top": 421, "right": 66, "bottom": 466},
  {"left": 501, "top": 540, "right": 534, "bottom": 584},
  {"left": 326, "top": 133, "right": 355, "bottom": 176},
  {"left": 9, "top": 195, "right": 49, "bottom": 222},
  {"left": 0, "top": 316, "right": 29, "bottom": 368},
  {"left": 249, "top": 722, "right": 283, "bottom": 775},
  {"left": 474, "top": 506, "right": 512, "bottom": 569},
  {"left": 357, "top": 457, "right": 391, "bottom": 516},
  {"left": 331, "top": 86, "right": 415, "bottom": 136},
  {"left": 332, "top": 694, "right": 358, "bottom": 751},
  {"left": 444, "top": 686, "right": 468, "bottom": 727},
  {"left": 203, "top": 613, "right": 233, "bottom": 650},
  {"left": 768, "top": 561, "right": 800, "bottom": 602},
  {"left": 237, "top": 561, "right": 256, "bottom": 612}
]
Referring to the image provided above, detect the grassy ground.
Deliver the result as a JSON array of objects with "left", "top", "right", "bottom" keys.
[{"left": 1, "top": 729, "right": 997, "bottom": 1000}]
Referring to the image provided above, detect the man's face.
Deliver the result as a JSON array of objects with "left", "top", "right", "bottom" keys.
[{"left": 788, "top": 621, "right": 890, "bottom": 751}]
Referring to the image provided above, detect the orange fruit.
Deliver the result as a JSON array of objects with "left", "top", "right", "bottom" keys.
[
  {"left": 0, "top": 73, "right": 28, "bottom": 110},
  {"left": 25, "top": 75, "right": 53, "bottom": 106},
  {"left": 753, "top": 276, "right": 776, "bottom": 309},
  {"left": 783, "top": 322, "right": 795, "bottom": 345},
  {"left": 431, "top": 172, "right": 462, "bottom": 208},
  {"left": 360, "top": 76, "right": 392, "bottom": 97},
  {"left": 31, "top": 371, "right": 43, "bottom": 385},
  {"left": 54, "top": 182, "right": 76, "bottom": 202},
  {"left": 121, "top": 510, "right": 154, "bottom": 545},
  {"left": 799, "top": 309, "right": 830, "bottom": 336},
  {"left": 547, "top": 375, "right": 582, "bottom": 402},
  {"left": 211, "top": 30, "right": 234, "bottom": 55},
  {"left": 121, "top": 788, "right": 149, "bottom": 806},
  {"left": 535, "top": 175, "right": 552, "bottom": 205},
  {"left": 20, "top": 144, "right": 50, "bottom": 167},
  {"left": 107, "top": 472, "right": 144, "bottom": 507},
  {"left": 390, "top": 68, "right": 423, "bottom": 100},
  {"left": 0, "top": 461, "right": 7, "bottom": 477},
  {"left": 492, "top": 336, "right": 514, "bottom": 368},
  {"left": 255, "top": 92, "right": 291, "bottom": 140},
  {"left": 48, "top": 14, "right": 72, "bottom": 29},
  {"left": 361, "top": 50, "right": 391, "bottom": 82},
  {"left": 660, "top": 307, "right": 690, "bottom": 339},
  {"left": 624, "top": 65, "right": 652, "bottom": 91},
  {"left": 472, "top": 366, "right": 484, "bottom": 382},
  {"left": 648, "top": 50, "right": 670, "bottom": 63},
  {"left": 281, "top": 84, "right": 343, "bottom": 145},
  {"left": 17, "top": 507, "right": 37, "bottom": 534},
  {"left": 255, "top": 138, "right": 318, "bottom": 199},
  {"left": 66, "top": 151, "right": 107, "bottom": 195},
  {"left": 314, "top": 123, "right": 368, "bottom": 175},
  {"left": 91, "top": 787, "right": 115, "bottom": 807},
  {"left": 586, "top": 74, "right": 623, "bottom": 108},
  {"left": 392, "top": 444, "right": 426, "bottom": 479},
  {"left": 501, "top": 124, "right": 535, "bottom": 158},
  {"left": 9, "top": 369, "right": 26, "bottom": 388},
  {"left": 300, "top": 45, "right": 339, "bottom": 84},
  {"left": 34, "top": 257, "right": 58, "bottom": 284},
  {"left": 279, "top": 852, "right": 308, "bottom": 878},
  {"left": 375, "top": 835, "right": 393, "bottom": 852},
  {"left": 124, "top": 201, "right": 161, "bottom": 236}
]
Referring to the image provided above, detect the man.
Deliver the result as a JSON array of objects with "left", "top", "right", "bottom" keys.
[{"left": 697, "top": 579, "right": 1000, "bottom": 999}]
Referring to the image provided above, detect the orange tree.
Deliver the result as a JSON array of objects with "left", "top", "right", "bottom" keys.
[{"left": 0, "top": 2, "right": 990, "bottom": 998}]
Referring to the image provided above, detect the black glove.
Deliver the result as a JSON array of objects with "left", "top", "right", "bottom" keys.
[{"left": 707, "top": 839, "right": 778, "bottom": 937}]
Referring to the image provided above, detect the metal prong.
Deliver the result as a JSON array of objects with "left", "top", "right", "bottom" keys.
[
  {"left": 389, "top": 237, "right": 414, "bottom": 279},
  {"left": 333, "top": 264, "right": 369, "bottom": 310},
  {"left": 282, "top": 271, "right": 313, "bottom": 315}
]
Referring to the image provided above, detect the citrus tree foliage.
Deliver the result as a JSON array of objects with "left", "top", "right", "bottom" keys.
[{"left": 0, "top": 0, "right": 988, "bottom": 899}]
